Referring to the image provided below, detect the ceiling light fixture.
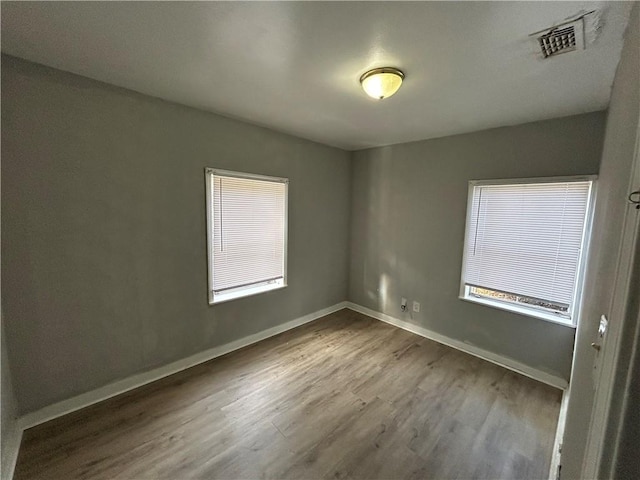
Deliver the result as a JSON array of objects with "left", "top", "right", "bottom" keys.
[{"left": 360, "top": 67, "right": 405, "bottom": 100}]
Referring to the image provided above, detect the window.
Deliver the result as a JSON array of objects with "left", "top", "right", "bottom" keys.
[
  {"left": 460, "top": 177, "right": 595, "bottom": 326},
  {"left": 205, "top": 168, "right": 288, "bottom": 304}
]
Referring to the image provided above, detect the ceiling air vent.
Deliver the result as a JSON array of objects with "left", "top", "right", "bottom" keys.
[
  {"left": 538, "top": 25, "right": 577, "bottom": 58},
  {"left": 531, "top": 11, "right": 599, "bottom": 59}
]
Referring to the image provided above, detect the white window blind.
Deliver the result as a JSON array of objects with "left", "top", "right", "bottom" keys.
[
  {"left": 462, "top": 180, "right": 592, "bottom": 316},
  {"left": 206, "top": 170, "right": 287, "bottom": 303}
]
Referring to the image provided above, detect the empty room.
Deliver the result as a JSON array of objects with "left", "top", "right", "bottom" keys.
[{"left": 1, "top": 2, "right": 639, "bottom": 479}]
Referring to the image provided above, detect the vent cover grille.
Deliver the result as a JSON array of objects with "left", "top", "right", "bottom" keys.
[{"left": 538, "top": 26, "right": 577, "bottom": 58}]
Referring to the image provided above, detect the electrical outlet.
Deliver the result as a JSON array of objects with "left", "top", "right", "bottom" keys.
[
  {"left": 401, "top": 297, "right": 407, "bottom": 311},
  {"left": 412, "top": 301, "right": 420, "bottom": 313}
]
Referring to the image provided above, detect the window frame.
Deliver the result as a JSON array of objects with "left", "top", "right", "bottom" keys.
[
  {"left": 458, "top": 175, "right": 597, "bottom": 327},
  {"left": 205, "top": 168, "right": 289, "bottom": 305}
]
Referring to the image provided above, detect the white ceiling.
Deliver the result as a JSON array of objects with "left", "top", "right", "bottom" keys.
[{"left": 1, "top": 1, "right": 633, "bottom": 150}]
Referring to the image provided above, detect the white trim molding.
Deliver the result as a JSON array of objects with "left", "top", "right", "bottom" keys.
[
  {"left": 19, "top": 301, "right": 348, "bottom": 430},
  {"left": 345, "top": 302, "right": 569, "bottom": 390},
  {"left": 549, "top": 389, "right": 571, "bottom": 480},
  {"left": 581, "top": 111, "right": 640, "bottom": 479}
]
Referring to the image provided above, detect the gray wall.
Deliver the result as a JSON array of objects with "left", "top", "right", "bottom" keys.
[
  {"left": 0, "top": 50, "right": 614, "bottom": 434},
  {"left": 562, "top": 4, "right": 640, "bottom": 478},
  {"left": 1, "top": 313, "right": 20, "bottom": 480},
  {"left": 349, "top": 112, "right": 606, "bottom": 381},
  {"left": 1, "top": 55, "right": 351, "bottom": 414}
]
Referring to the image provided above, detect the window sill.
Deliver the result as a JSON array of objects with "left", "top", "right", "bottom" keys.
[
  {"left": 459, "top": 294, "right": 576, "bottom": 328},
  {"left": 210, "top": 281, "right": 286, "bottom": 305}
]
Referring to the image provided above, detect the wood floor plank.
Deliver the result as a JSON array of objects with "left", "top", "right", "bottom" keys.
[{"left": 14, "top": 309, "right": 562, "bottom": 479}]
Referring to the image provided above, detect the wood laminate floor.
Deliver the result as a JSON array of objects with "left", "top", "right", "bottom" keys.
[{"left": 15, "top": 309, "right": 562, "bottom": 480}]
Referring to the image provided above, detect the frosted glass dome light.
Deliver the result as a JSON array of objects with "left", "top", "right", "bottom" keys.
[{"left": 360, "top": 67, "right": 405, "bottom": 100}]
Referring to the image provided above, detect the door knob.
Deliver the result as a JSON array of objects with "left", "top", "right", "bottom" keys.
[{"left": 591, "top": 342, "right": 601, "bottom": 352}]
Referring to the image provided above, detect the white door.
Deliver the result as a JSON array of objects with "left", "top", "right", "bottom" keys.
[{"left": 581, "top": 120, "right": 640, "bottom": 478}]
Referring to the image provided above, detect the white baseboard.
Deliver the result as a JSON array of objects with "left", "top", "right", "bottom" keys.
[
  {"left": 1, "top": 421, "right": 22, "bottom": 480},
  {"left": 19, "top": 301, "right": 348, "bottom": 431},
  {"left": 549, "top": 389, "right": 570, "bottom": 480},
  {"left": 16, "top": 300, "right": 567, "bottom": 453},
  {"left": 345, "top": 302, "right": 569, "bottom": 390}
]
